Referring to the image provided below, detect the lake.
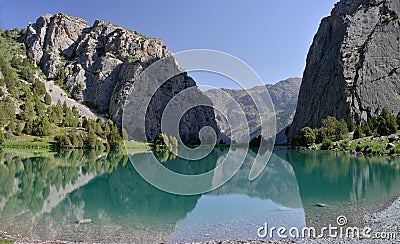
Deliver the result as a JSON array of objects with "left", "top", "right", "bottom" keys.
[{"left": 0, "top": 147, "right": 399, "bottom": 243}]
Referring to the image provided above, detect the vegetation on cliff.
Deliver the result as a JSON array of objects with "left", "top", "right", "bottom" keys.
[
  {"left": 293, "top": 108, "right": 400, "bottom": 156},
  {"left": 0, "top": 29, "right": 123, "bottom": 150}
]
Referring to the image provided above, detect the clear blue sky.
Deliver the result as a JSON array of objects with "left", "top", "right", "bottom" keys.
[{"left": 0, "top": 0, "right": 338, "bottom": 86}]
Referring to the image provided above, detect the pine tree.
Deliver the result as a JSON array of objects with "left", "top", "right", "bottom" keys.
[
  {"left": 44, "top": 93, "right": 52, "bottom": 105},
  {"left": 353, "top": 125, "right": 363, "bottom": 139},
  {"left": 86, "top": 129, "right": 98, "bottom": 149},
  {"left": 21, "top": 99, "right": 36, "bottom": 120},
  {"left": 32, "top": 116, "right": 51, "bottom": 136},
  {"left": 52, "top": 101, "right": 63, "bottom": 124},
  {"left": 107, "top": 123, "right": 122, "bottom": 149},
  {"left": 23, "top": 119, "right": 33, "bottom": 135},
  {"left": 32, "top": 79, "right": 46, "bottom": 97},
  {"left": 62, "top": 107, "right": 78, "bottom": 127}
]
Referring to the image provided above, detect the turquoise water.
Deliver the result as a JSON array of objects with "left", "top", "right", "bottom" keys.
[{"left": 0, "top": 148, "right": 399, "bottom": 242}]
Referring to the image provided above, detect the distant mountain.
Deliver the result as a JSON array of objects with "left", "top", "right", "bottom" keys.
[{"left": 205, "top": 77, "right": 301, "bottom": 143}]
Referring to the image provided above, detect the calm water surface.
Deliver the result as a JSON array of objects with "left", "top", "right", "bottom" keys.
[{"left": 0, "top": 148, "right": 399, "bottom": 242}]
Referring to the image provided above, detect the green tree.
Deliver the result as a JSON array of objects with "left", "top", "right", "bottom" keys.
[
  {"left": 361, "top": 123, "right": 373, "bottom": 136},
  {"left": 32, "top": 80, "right": 46, "bottom": 97},
  {"left": 44, "top": 93, "right": 52, "bottom": 105},
  {"left": 35, "top": 100, "right": 46, "bottom": 116},
  {"left": 54, "top": 134, "right": 71, "bottom": 148},
  {"left": 294, "top": 127, "right": 316, "bottom": 147},
  {"left": 348, "top": 119, "right": 355, "bottom": 132},
  {"left": 21, "top": 99, "right": 36, "bottom": 120},
  {"left": 314, "top": 128, "right": 327, "bottom": 144},
  {"left": 51, "top": 101, "right": 63, "bottom": 124},
  {"left": 86, "top": 129, "right": 98, "bottom": 149},
  {"left": 353, "top": 125, "right": 363, "bottom": 139},
  {"left": 32, "top": 116, "right": 51, "bottom": 136},
  {"left": 321, "top": 116, "right": 349, "bottom": 141},
  {"left": 107, "top": 123, "right": 122, "bottom": 149},
  {"left": 68, "top": 131, "right": 83, "bottom": 148},
  {"left": 397, "top": 112, "right": 400, "bottom": 128},
  {"left": 23, "top": 119, "right": 33, "bottom": 135},
  {"left": 376, "top": 108, "right": 398, "bottom": 136},
  {"left": 62, "top": 108, "right": 79, "bottom": 127}
]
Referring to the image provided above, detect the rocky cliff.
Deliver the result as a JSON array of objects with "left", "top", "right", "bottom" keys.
[
  {"left": 22, "top": 13, "right": 219, "bottom": 143},
  {"left": 205, "top": 77, "right": 301, "bottom": 142},
  {"left": 289, "top": 0, "right": 400, "bottom": 139}
]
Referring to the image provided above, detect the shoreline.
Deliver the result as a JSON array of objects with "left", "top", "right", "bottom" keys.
[{"left": 1, "top": 196, "right": 399, "bottom": 243}]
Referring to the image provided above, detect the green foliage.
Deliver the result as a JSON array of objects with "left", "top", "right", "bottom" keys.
[
  {"left": 85, "top": 128, "right": 103, "bottom": 150},
  {"left": 0, "top": 97, "right": 15, "bottom": 128},
  {"left": 54, "top": 131, "right": 83, "bottom": 148},
  {"left": 54, "top": 134, "right": 71, "bottom": 148},
  {"left": 353, "top": 125, "right": 364, "bottom": 140},
  {"left": 50, "top": 101, "right": 63, "bottom": 124},
  {"left": 153, "top": 133, "right": 179, "bottom": 158},
  {"left": 361, "top": 123, "right": 373, "bottom": 137},
  {"left": 320, "top": 138, "right": 333, "bottom": 150},
  {"left": 23, "top": 119, "right": 33, "bottom": 135},
  {"left": 34, "top": 99, "right": 46, "bottom": 116},
  {"left": 32, "top": 116, "right": 51, "bottom": 136},
  {"left": 376, "top": 108, "right": 398, "bottom": 136},
  {"left": 321, "top": 116, "right": 349, "bottom": 141},
  {"left": 6, "top": 119, "right": 16, "bottom": 133},
  {"left": 314, "top": 128, "right": 327, "bottom": 144},
  {"left": 348, "top": 119, "right": 355, "bottom": 132},
  {"left": 20, "top": 99, "right": 35, "bottom": 121},
  {"left": 32, "top": 79, "right": 46, "bottom": 97},
  {"left": 0, "top": 131, "right": 4, "bottom": 144},
  {"left": 293, "top": 127, "right": 316, "bottom": 147},
  {"left": 105, "top": 120, "right": 122, "bottom": 149},
  {"left": 44, "top": 92, "right": 52, "bottom": 105},
  {"left": 62, "top": 107, "right": 79, "bottom": 127},
  {"left": 54, "top": 66, "right": 66, "bottom": 88}
]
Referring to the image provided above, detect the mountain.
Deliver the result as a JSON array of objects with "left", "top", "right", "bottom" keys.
[
  {"left": 205, "top": 77, "right": 301, "bottom": 143},
  {"left": 21, "top": 13, "right": 219, "bottom": 143},
  {"left": 289, "top": 0, "right": 400, "bottom": 139}
]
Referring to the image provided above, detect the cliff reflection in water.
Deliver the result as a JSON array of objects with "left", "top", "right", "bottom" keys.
[
  {"left": 2, "top": 148, "right": 399, "bottom": 242},
  {"left": 0, "top": 148, "right": 304, "bottom": 242}
]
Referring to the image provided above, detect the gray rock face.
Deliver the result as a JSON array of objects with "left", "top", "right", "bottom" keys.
[
  {"left": 23, "top": 13, "right": 219, "bottom": 143},
  {"left": 205, "top": 77, "right": 301, "bottom": 142},
  {"left": 289, "top": 0, "right": 400, "bottom": 139}
]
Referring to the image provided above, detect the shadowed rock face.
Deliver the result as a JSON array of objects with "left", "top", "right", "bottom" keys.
[
  {"left": 23, "top": 13, "right": 219, "bottom": 143},
  {"left": 289, "top": 0, "right": 400, "bottom": 139}
]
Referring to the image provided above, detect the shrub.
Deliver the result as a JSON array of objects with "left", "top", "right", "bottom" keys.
[
  {"left": 321, "top": 116, "right": 349, "bottom": 141},
  {"left": 314, "top": 128, "right": 327, "bottom": 144},
  {"left": 320, "top": 138, "right": 333, "bottom": 150},
  {"left": 293, "top": 127, "right": 316, "bottom": 147},
  {"left": 54, "top": 134, "right": 71, "bottom": 148}
]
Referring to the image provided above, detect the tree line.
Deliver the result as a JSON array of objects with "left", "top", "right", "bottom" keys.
[{"left": 293, "top": 108, "right": 400, "bottom": 148}]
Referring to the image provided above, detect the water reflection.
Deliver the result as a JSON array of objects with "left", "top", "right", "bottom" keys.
[{"left": 0, "top": 148, "right": 399, "bottom": 242}]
